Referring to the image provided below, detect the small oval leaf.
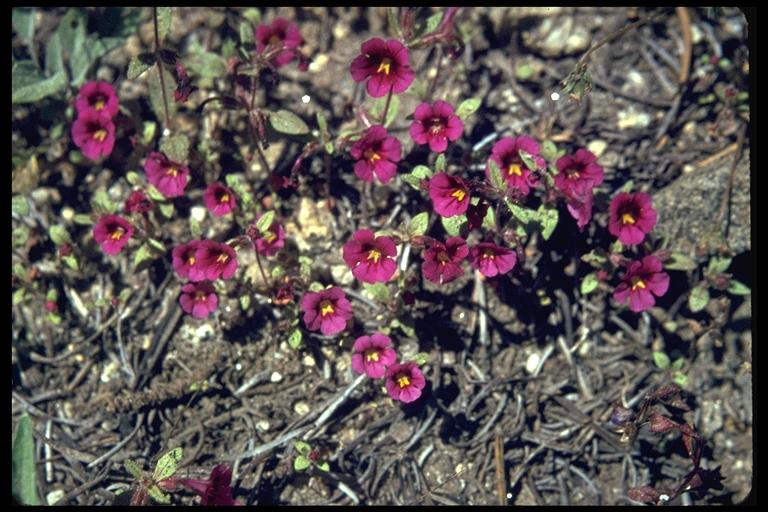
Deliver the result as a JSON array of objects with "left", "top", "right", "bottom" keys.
[
  {"left": 270, "top": 109, "right": 310, "bottom": 136},
  {"left": 688, "top": 285, "right": 710, "bottom": 313}
]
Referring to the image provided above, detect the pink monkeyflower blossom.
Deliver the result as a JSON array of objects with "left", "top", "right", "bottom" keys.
[
  {"left": 255, "top": 18, "right": 304, "bottom": 68},
  {"left": 349, "top": 125, "right": 401, "bottom": 184},
  {"left": 300, "top": 286, "right": 353, "bottom": 336},
  {"left": 179, "top": 281, "right": 218, "bottom": 318},
  {"left": 608, "top": 192, "right": 657, "bottom": 245},
  {"left": 342, "top": 229, "right": 398, "bottom": 284},
  {"left": 409, "top": 100, "right": 464, "bottom": 153},
  {"left": 385, "top": 362, "right": 426, "bottom": 403},
  {"left": 554, "top": 148, "right": 604, "bottom": 196},
  {"left": 562, "top": 188, "right": 594, "bottom": 231},
  {"left": 203, "top": 182, "right": 237, "bottom": 217},
  {"left": 195, "top": 240, "right": 238, "bottom": 280},
  {"left": 71, "top": 111, "right": 116, "bottom": 161},
  {"left": 75, "top": 80, "right": 119, "bottom": 119},
  {"left": 422, "top": 237, "right": 468, "bottom": 285},
  {"left": 613, "top": 255, "right": 669, "bottom": 313},
  {"left": 486, "top": 136, "right": 544, "bottom": 196},
  {"left": 143, "top": 151, "right": 190, "bottom": 198},
  {"left": 248, "top": 217, "right": 286, "bottom": 257},
  {"left": 469, "top": 242, "right": 516, "bottom": 278},
  {"left": 466, "top": 200, "right": 490, "bottom": 231},
  {"left": 351, "top": 333, "right": 397, "bottom": 379},
  {"left": 174, "top": 464, "right": 238, "bottom": 506},
  {"left": 172, "top": 240, "right": 207, "bottom": 282},
  {"left": 93, "top": 214, "right": 133, "bottom": 256},
  {"left": 349, "top": 37, "right": 415, "bottom": 97},
  {"left": 124, "top": 190, "right": 154, "bottom": 214},
  {"left": 429, "top": 172, "right": 470, "bottom": 218}
]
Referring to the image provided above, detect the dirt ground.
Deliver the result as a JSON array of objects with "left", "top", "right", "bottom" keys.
[{"left": 12, "top": 7, "right": 752, "bottom": 505}]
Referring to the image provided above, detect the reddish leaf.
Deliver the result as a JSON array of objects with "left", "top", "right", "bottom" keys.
[{"left": 628, "top": 486, "right": 661, "bottom": 503}]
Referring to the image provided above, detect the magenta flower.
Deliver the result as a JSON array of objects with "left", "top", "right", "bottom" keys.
[
  {"left": 351, "top": 333, "right": 397, "bottom": 379},
  {"left": 349, "top": 125, "right": 401, "bottom": 184},
  {"left": 429, "top": 172, "right": 470, "bottom": 218},
  {"left": 349, "top": 37, "right": 415, "bottom": 97},
  {"left": 124, "top": 190, "right": 154, "bottom": 214},
  {"left": 300, "top": 286, "right": 353, "bottom": 336},
  {"left": 385, "top": 362, "right": 426, "bottom": 404},
  {"left": 409, "top": 100, "right": 464, "bottom": 153},
  {"left": 203, "top": 182, "right": 237, "bottom": 217},
  {"left": 554, "top": 148, "right": 604, "bottom": 195},
  {"left": 71, "top": 111, "right": 116, "bottom": 161},
  {"left": 143, "top": 151, "right": 190, "bottom": 198},
  {"left": 469, "top": 242, "right": 516, "bottom": 278},
  {"left": 422, "top": 237, "right": 468, "bottom": 285},
  {"left": 176, "top": 464, "right": 238, "bottom": 506},
  {"left": 172, "top": 240, "right": 206, "bottom": 282},
  {"left": 562, "top": 188, "right": 594, "bottom": 231},
  {"left": 342, "top": 229, "right": 398, "bottom": 284},
  {"left": 486, "top": 136, "right": 544, "bottom": 195},
  {"left": 608, "top": 192, "right": 657, "bottom": 245},
  {"left": 255, "top": 18, "right": 304, "bottom": 68},
  {"left": 613, "top": 256, "right": 670, "bottom": 312},
  {"left": 75, "top": 80, "right": 119, "bottom": 119},
  {"left": 93, "top": 214, "right": 134, "bottom": 256},
  {"left": 179, "top": 281, "right": 218, "bottom": 318},
  {"left": 195, "top": 241, "right": 238, "bottom": 280},
  {"left": 251, "top": 217, "right": 285, "bottom": 257}
]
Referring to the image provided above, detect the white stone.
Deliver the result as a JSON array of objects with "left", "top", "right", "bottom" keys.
[
  {"left": 46, "top": 489, "right": 66, "bottom": 505},
  {"left": 302, "top": 355, "right": 316, "bottom": 367},
  {"left": 270, "top": 371, "right": 283, "bottom": 383},
  {"left": 257, "top": 420, "right": 270, "bottom": 431},
  {"left": 587, "top": 140, "right": 607, "bottom": 158},
  {"left": 525, "top": 352, "right": 541, "bottom": 374},
  {"left": 294, "top": 401, "right": 310, "bottom": 415},
  {"left": 190, "top": 206, "right": 207, "bottom": 223}
]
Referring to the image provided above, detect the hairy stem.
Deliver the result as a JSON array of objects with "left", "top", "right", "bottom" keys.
[
  {"left": 153, "top": 7, "right": 172, "bottom": 131},
  {"left": 380, "top": 86, "right": 394, "bottom": 125}
]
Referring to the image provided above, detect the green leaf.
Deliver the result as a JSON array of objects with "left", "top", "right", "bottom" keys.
[
  {"left": 190, "top": 218, "right": 202, "bottom": 239},
  {"left": 515, "top": 63, "right": 533, "bottom": 80},
  {"left": 316, "top": 112, "right": 328, "bottom": 138},
  {"left": 159, "top": 134, "right": 190, "bottom": 163},
  {"left": 518, "top": 149, "right": 539, "bottom": 172},
  {"left": 63, "top": 254, "right": 79, "bottom": 271},
  {"left": 127, "top": 52, "right": 156, "bottom": 79},
  {"left": 74, "top": 214, "right": 94, "bottom": 225},
  {"left": 387, "top": 7, "right": 403, "bottom": 39},
  {"left": 49, "top": 225, "right": 71, "bottom": 245},
  {"left": 390, "top": 318, "right": 415, "bottom": 338},
  {"left": 482, "top": 204, "right": 496, "bottom": 230},
  {"left": 239, "top": 20, "right": 255, "bottom": 47},
  {"left": 424, "top": 12, "right": 442, "bottom": 34},
  {"left": 540, "top": 140, "right": 558, "bottom": 161},
  {"left": 153, "top": 447, "right": 183, "bottom": 481},
  {"left": 671, "top": 358, "right": 685, "bottom": 371},
  {"left": 13, "top": 288, "right": 27, "bottom": 306},
  {"left": 727, "top": 279, "right": 750, "bottom": 296},
  {"left": 580, "top": 249, "right": 607, "bottom": 268},
  {"left": 126, "top": 171, "right": 142, "bottom": 186},
  {"left": 13, "top": 227, "right": 29, "bottom": 248},
  {"left": 156, "top": 7, "right": 173, "bottom": 43},
  {"left": 707, "top": 256, "right": 732, "bottom": 276},
  {"left": 12, "top": 66, "right": 68, "bottom": 104},
  {"left": 441, "top": 214, "right": 466, "bottom": 237},
  {"left": 402, "top": 165, "right": 433, "bottom": 190},
  {"left": 295, "top": 441, "right": 311, "bottom": 455},
  {"left": 294, "top": 455, "right": 311, "bottom": 471},
  {"left": 434, "top": 154, "right": 446, "bottom": 173},
  {"left": 363, "top": 282, "right": 390, "bottom": 303},
  {"left": 12, "top": 414, "right": 40, "bottom": 505},
  {"left": 368, "top": 94, "right": 400, "bottom": 128},
  {"left": 505, "top": 200, "right": 536, "bottom": 224},
  {"left": 653, "top": 351, "right": 671, "bottom": 370},
  {"left": 147, "top": 485, "right": 170, "bottom": 504},
  {"left": 256, "top": 211, "right": 275, "bottom": 235},
  {"left": 148, "top": 65, "right": 177, "bottom": 124},
  {"left": 271, "top": 265, "right": 285, "bottom": 278},
  {"left": 288, "top": 329, "right": 303, "bottom": 349},
  {"left": 12, "top": 195, "right": 30, "bottom": 216},
  {"left": 409, "top": 212, "right": 429, "bottom": 237},
  {"left": 580, "top": 273, "right": 599, "bottom": 295},
  {"left": 239, "top": 294, "right": 251, "bottom": 311},
  {"left": 147, "top": 238, "right": 166, "bottom": 253},
  {"left": 186, "top": 50, "right": 227, "bottom": 79},
  {"left": 455, "top": 98, "right": 481, "bottom": 121},
  {"left": 124, "top": 460, "right": 144, "bottom": 480},
  {"left": 316, "top": 461, "right": 330, "bottom": 472},
  {"left": 242, "top": 8, "right": 261, "bottom": 24},
  {"left": 308, "top": 282, "right": 325, "bottom": 292},
  {"left": 688, "top": 285, "right": 710, "bottom": 313},
  {"left": 664, "top": 252, "right": 698, "bottom": 271},
  {"left": 270, "top": 109, "right": 310, "bottom": 136},
  {"left": 91, "top": 189, "right": 118, "bottom": 214},
  {"left": 46, "top": 288, "right": 58, "bottom": 302},
  {"left": 672, "top": 373, "right": 688, "bottom": 387},
  {"left": 146, "top": 185, "right": 166, "bottom": 202},
  {"left": 158, "top": 202, "right": 174, "bottom": 219},
  {"left": 537, "top": 205, "right": 558, "bottom": 240},
  {"left": 413, "top": 352, "right": 429, "bottom": 366},
  {"left": 13, "top": 8, "right": 36, "bottom": 43},
  {"left": 488, "top": 160, "right": 505, "bottom": 190},
  {"left": 619, "top": 180, "right": 634, "bottom": 194},
  {"left": 133, "top": 244, "right": 155, "bottom": 270},
  {"left": 609, "top": 240, "right": 624, "bottom": 254},
  {"left": 299, "top": 256, "right": 313, "bottom": 281}
]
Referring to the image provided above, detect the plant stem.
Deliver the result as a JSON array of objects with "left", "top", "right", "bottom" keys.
[
  {"left": 427, "top": 45, "right": 444, "bottom": 102},
  {"left": 380, "top": 86, "right": 394, "bottom": 126},
  {"left": 153, "top": 7, "right": 171, "bottom": 131},
  {"left": 255, "top": 250, "right": 272, "bottom": 291}
]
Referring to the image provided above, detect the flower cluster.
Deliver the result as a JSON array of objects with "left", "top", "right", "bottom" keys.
[
  {"left": 255, "top": 18, "right": 307, "bottom": 70},
  {"left": 203, "top": 182, "right": 237, "bottom": 217},
  {"left": 300, "top": 286, "right": 353, "bottom": 336},
  {"left": 172, "top": 240, "right": 238, "bottom": 318},
  {"left": 71, "top": 81, "right": 119, "bottom": 161},
  {"left": 349, "top": 125, "right": 402, "bottom": 184},
  {"left": 410, "top": 100, "right": 464, "bottom": 153},
  {"left": 144, "top": 151, "right": 190, "bottom": 198},
  {"left": 350, "top": 333, "right": 426, "bottom": 404},
  {"left": 554, "top": 148, "right": 604, "bottom": 230},
  {"left": 93, "top": 214, "right": 134, "bottom": 256},
  {"left": 486, "top": 136, "right": 544, "bottom": 196},
  {"left": 342, "top": 229, "right": 398, "bottom": 284}
]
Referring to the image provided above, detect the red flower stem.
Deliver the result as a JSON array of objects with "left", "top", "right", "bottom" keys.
[
  {"left": 380, "top": 85, "right": 394, "bottom": 125},
  {"left": 255, "top": 249, "right": 272, "bottom": 291},
  {"left": 426, "top": 45, "right": 444, "bottom": 102},
  {"left": 153, "top": 7, "right": 172, "bottom": 131},
  {"left": 324, "top": 150, "right": 332, "bottom": 197}
]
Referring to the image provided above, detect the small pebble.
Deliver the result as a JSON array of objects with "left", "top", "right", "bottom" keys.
[
  {"left": 302, "top": 355, "right": 316, "bottom": 367},
  {"left": 294, "top": 401, "right": 310, "bottom": 415},
  {"left": 47, "top": 489, "right": 66, "bottom": 505},
  {"left": 525, "top": 352, "right": 541, "bottom": 374},
  {"left": 190, "top": 206, "right": 207, "bottom": 223},
  {"left": 270, "top": 371, "right": 283, "bottom": 383},
  {"left": 587, "top": 140, "right": 608, "bottom": 158},
  {"left": 257, "top": 420, "right": 270, "bottom": 432}
]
